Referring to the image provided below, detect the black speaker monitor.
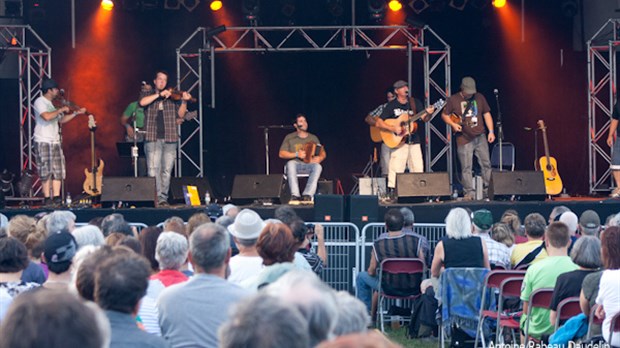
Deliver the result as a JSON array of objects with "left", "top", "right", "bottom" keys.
[
  {"left": 101, "top": 177, "right": 156, "bottom": 207},
  {"left": 489, "top": 171, "right": 546, "bottom": 201},
  {"left": 231, "top": 174, "right": 285, "bottom": 204},
  {"left": 396, "top": 172, "right": 451, "bottom": 202}
]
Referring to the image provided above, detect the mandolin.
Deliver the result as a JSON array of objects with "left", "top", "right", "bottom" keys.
[
  {"left": 83, "top": 115, "right": 104, "bottom": 196},
  {"left": 379, "top": 99, "right": 445, "bottom": 148},
  {"left": 537, "top": 120, "right": 562, "bottom": 195}
]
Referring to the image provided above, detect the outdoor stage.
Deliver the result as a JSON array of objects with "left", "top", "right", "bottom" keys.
[{"left": 2, "top": 196, "right": 620, "bottom": 227}]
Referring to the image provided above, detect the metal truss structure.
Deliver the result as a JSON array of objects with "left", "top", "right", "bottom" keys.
[
  {"left": 176, "top": 25, "right": 451, "bottom": 183},
  {"left": 1, "top": 24, "right": 51, "bottom": 196},
  {"left": 587, "top": 19, "right": 619, "bottom": 194}
]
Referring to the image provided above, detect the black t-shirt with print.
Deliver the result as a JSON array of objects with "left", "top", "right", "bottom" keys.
[{"left": 380, "top": 97, "right": 425, "bottom": 144}]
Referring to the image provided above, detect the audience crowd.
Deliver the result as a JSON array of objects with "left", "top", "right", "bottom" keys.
[{"left": 0, "top": 202, "right": 618, "bottom": 348}]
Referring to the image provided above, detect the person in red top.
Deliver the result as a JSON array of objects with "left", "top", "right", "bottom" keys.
[{"left": 150, "top": 232, "right": 189, "bottom": 292}]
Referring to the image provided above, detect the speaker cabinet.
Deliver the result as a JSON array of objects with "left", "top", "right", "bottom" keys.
[
  {"left": 317, "top": 180, "right": 333, "bottom": 195},
  {"left": 314, "top": 194, "right": 344, "bottom": 222},
  {"left": 101, "top": 177, "right": 156, "bottom": 207},
  {"left": 348, "top": 195, "right": 379, "bottom": 229},
  {"left": 489, "top": 171, "right": 546, "bottom": 201},
  {"left": 396, "top": 172, "right": 451, "bottom": 202},
  {"left": 169, "top": 177, "right": 213, "bottom": 203},
  {"left": 231, "top": 175, "right": 285, "bottom": 204}
]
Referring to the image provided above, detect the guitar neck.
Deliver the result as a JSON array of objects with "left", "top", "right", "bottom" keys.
[
  {"left": 90, "top": 130, "right": 96, "bottom": 171},
  {"left": 541, "top": 127, "right": 551, "bottom": 165}
]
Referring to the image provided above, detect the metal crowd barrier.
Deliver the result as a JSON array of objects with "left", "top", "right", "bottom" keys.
[
  {"left": 75, "top": 222, "right": 149, "bottom": 233},
  {"left": 308, "top": 222, "right": 361, "bottom": 293}
]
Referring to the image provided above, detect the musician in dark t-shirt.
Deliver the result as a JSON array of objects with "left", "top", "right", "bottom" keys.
[{"left": 607, "top": 100, "right": 620, "bottom": 198}]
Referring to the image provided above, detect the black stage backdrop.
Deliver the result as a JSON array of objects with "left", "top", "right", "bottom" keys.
[{"left": 0, "top": 0, "right": 591, "bottom": 199}]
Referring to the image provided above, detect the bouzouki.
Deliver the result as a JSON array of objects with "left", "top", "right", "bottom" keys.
[
  {"left": 83, "top": 115, "right": 104, "bottom": 196},
  {"left": 379, "top": 99, "right": 445, "bottom": 148},
  {"left": 537, "top": 120, "right": 563, "bottom": 195}
]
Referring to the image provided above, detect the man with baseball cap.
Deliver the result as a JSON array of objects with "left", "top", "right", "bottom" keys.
[
  {"left": 471, "top": 209, "right": 510, "bottom": 268},
  {"left": 442, "top": 76, "right": 495, "bottom": 200},
  {"left": 374, "top": 80, "right": 435, "bottom": 201},
  {"left": 42, "top": 230, "right": 78, "bottom": 290},
  {"left": 579, "top": 210, "right": 601, "bottom": 236},
  {"left": 33, "top": 78, "right": 85, "bottom": 206}
]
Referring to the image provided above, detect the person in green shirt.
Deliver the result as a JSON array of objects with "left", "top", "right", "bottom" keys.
[
  {"left": 120, "top": 85, "right": 149, "bottom": 177},
  {"left": 520, "top": 221, "right": 578, "bottom": 341}
]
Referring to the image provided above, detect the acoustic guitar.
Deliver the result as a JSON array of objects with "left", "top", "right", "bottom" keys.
[
  {"left": 537, "top": 120, "right": 562, "bottom": 195},
  {"left": 369, "top": 126, "right": 382, "bottom": 143},
  {"left": 83, "top": 115, "right": 104, "bottom": 196},
  {"left": 379, "top": 99, "right": 445, "bottom": 148}
]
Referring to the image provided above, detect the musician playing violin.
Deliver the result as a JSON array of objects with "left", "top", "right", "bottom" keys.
[
  {"left": 33, "top": 78, "right": 86, "bottom": 206},
  {"left": 279, "top": 114, "right": 326, "bottom": 205},
  {"left": 139, "top": 70, "right": 192, "bottom": 206}
]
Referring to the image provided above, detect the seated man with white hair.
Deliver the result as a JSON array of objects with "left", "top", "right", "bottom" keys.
[
  {"left": 71, "top": 225, "right": 105, "bottom": 249},
  {"left": 559, "top": 211, "right": 578, "bottom": 253},
  {"left": 148, "top": 232, "right": 189, "bottom": 298},
  {"left": 227, "top": 209, "right": 265, "bottom": 288},
  {"left": 45, "top": 210, "right": 76, "bottom": 234},
  {"left": 431, "top": 207, "right": 490, "bottom": 278}
]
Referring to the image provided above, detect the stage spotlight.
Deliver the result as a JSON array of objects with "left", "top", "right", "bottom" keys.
[
  {"left": 368, "top": 0, "right": 386, "bottom": 20},
  {"left": 280, "top": 0, "right": 296, "bottom": 17},
  {"left": 101, "top": 0, "right": 114, "bottom": 11},
  {"left": 242, "top": 0, "right": 260, "bottom": 23},
  {"left": 326, "top": 0, "right": 344, "bottom": 18},
  {"left": 388, "top": 0, "right": 403, "bottom": 11},
  {"left": 449, "top": 0, "right": 467, "bottom": 10},
  {"left": 4, "top": 0, "right": 22, "bottom": 17},
  {"left": 210, "top": 0, "right": 222, "bottom": 11},
  {"left": 163, "top": 0, "right": 181, "bottom": 10},
  {"left": 0, "top": 170, "right": 14, "bottom": 197},
  {"left": 560, "top": 0, "right": 577, "bottom": 17},
  {"left": 492, "top": 0, "right": 505, "bottom": 8},
  {"left": 17, "top": 169, "right": 35, "bottom": 198},
  {"left": 405, "top": 16, "right": 425, "bottom": 29},
  {"left": 409, "top": 0, "right": 429, "bottom": 14}
]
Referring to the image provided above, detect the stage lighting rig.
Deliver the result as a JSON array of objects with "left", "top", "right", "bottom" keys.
[
  {"left": 449, "top": 0, "right": 467, "bottom": 10},
  {"left": 409, "top": 0, "right": 429, "bottom": 14},
  {"left": 242, "top": 0, "right": 260, "bottom": 24},
  {"left": 367, "top": 0, "right": 386, "bottom": 21}
]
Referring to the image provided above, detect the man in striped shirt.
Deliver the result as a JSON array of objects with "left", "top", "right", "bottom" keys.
[{"left": 355, "top": 209, "right": 424, "bottom": 314}]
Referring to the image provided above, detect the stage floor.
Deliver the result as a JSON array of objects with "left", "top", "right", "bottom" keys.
[{"left": 2, "top": 196, "right": 620, "bottom": 226}]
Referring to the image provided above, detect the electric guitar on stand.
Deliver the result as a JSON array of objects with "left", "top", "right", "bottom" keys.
[
  {"left": 379, "top": 99, "right": 445, "bottom": 148},
  {"left": 537, "top": 120, "right": 563, "bottom": 195},
  {"left": 83, "top": 115, "right": 104, "bottom": 197}
]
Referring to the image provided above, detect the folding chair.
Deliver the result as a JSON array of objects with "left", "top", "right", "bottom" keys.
[
  {"left": 491, "top": 142, "right": 515, "bottom": 171},
  {"left": 609, "top": 312, "right": 620, "bottom": 346},
  {"left": 475, "top": 270, "right": 526, "bottom": 347},
  {"left": 554, "top": 297, "right": 582, "bottom": 330},
  {"left": 439, "top": 267, "right": 490, "bottom": 348},
  {"left": 523, "top": 288, "right": 555, "bottom": 345},
  {"left": 586, "top": 304, "right": 604, "bottom": 340},
  {"left": 376, "top": 258, "right": 425, "bottom": 333}
]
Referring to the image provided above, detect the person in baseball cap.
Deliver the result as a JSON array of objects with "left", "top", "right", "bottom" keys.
[
  {"left": 42, "top": 230, "right": 77, "bottom": 289},
  {"left": 472, "top": 209, "right": 493, "bottom": 231},
  {"left": 441, "top": 76, "right": 495, "bottom": 201},
  {"left": 578, "top": 210, "right": 601, "bottom": 236}
]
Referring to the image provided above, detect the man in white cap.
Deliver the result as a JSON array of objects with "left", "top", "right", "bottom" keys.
[
  {"left": 374, "top": 80, "right": 435, "bottom": 201},
  {"left": 227, "top": 209, "right": 265, "bottom": 288},
  {"left": 442, "top": 76, "right": 495, "bottom": 200}
]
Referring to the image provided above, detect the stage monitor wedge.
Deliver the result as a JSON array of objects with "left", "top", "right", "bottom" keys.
[
  {"left": 101, "top": 177, "right": 156, "bottom": 207},
  {"left": 231, "top": 174, "right": 286, "bottom": 204},
  {"left": 396, "top": 172, "right": 451, "bottom": 203},
  {"left": 488, "top": 171, "right": 546, "bottom": 201}
]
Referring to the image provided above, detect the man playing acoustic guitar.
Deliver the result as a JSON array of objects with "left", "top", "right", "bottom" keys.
[
  {"left": 374, "top": 80, "right": 434, "bottom": 201},
  {"left": 441, "top": 76, "right": 495, "bottom": 201},
  {"left": 279, "top": 114, "right": 326, "bottom": 205}
]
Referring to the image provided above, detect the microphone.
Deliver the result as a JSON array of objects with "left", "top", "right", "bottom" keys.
[
  {"left": 494, "top": 89, "right": 499, "bottom": 95},
  {"left": 141, "top": 81, "right": 147, "bottom": 86},
  {"left": 59, "top": 88, "right": 65, "bottom": 96},
  {"left": 524, "top": 127, "right": 533, "bottom": 131}
]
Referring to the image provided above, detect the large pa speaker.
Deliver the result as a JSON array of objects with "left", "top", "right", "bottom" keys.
[
  {"left": 396, "top": 172, "right": 451, "bottom": 202},
  {"left": 231, "top": 174, "right": 285, "bottom": 204},
  {"left": 348, "top": 195, "right": 379, "bottom": 229},
  {"left": 101, "top": 177, "right": 156, "bottom": 207},
  {"left": 489, "top": 171, "right": 546, "bottom": 201},
  {"left": 314, "top": 194, "right": 344, "bottom": 222},
  {"left": 169, "top": 177, "right": 213, "bottom": 203}
]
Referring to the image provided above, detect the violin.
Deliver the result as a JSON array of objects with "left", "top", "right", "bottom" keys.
[
  {"left": 53, "top": 92, "right": 87, "bottom": 114},
  {"left": 166, "top": 88, "right": 197, "bottom": 103}
]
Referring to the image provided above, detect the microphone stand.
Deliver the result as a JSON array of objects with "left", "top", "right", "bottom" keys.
[
  {"left": 494, "top": 90, "right": 504, "bottom": 171},
  {"left": 131, "top": 112, "right": 139, "bottom": 177},
  {"left": 258, "top": 125, "right": 295, "bottom": 175}
]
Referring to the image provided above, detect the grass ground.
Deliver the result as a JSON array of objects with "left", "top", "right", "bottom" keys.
[{"left": 380, "top": 326, "right": 439, "bottom": 348}]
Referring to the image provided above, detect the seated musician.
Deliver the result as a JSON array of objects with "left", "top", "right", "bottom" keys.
[
  {"left": 120, "top": 83, "right": 151, "bottom": 176},
  {"left": 278, "top": 114, "right": 326, "bottom": 205}
]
